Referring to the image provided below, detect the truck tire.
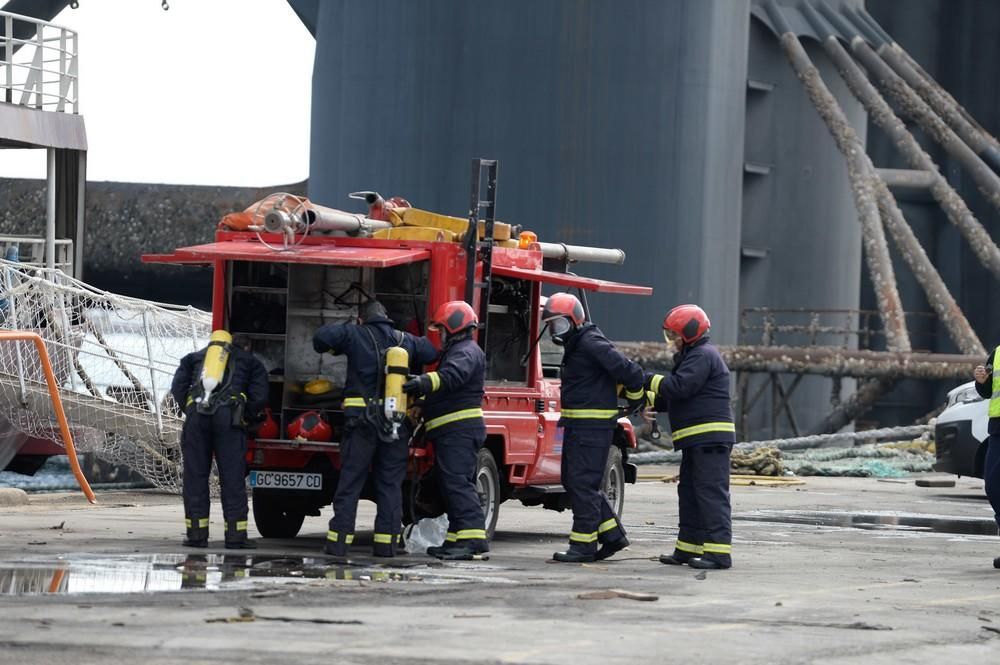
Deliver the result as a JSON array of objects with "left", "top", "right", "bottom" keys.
[
  {"left": 251, "top": 489, "right": 306, "bottom": 538},
  {"left": 476, "top": 447, "right": 501, "bottom": 539},
  {"left": 603, "top": 446, "right": 626, "bottom": 519}
]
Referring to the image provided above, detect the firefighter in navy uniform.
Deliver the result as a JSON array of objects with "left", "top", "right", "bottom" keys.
[
  {"left": 171, "top": 331, "right": 269, "bottom": 549},
  {"left": 646, "top": 304, "right": 735, "bottom": 570},
  {"left": 403, "top": 301, "right": 489, "bottom": 561},
  {"left": 313, "top": 300, "right": 437, "bottom": 559},
  {"left": 543, "top": 293, "right": 645, "bottom": 564},
  {"left": 971, "top": 355, "right": 1000, "bottom": 570}
]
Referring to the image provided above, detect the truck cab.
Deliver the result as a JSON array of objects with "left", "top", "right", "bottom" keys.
[{"left": 147, "top": 172, "right": 652, "bottom": 539}]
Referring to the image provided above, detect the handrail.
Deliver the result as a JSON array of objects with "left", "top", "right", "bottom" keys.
[
  {"left": 0, "top": 330, "right": 96, "bottom": 504},
  {"left": 0, "top": 10, "right": 79, "bottom": 112}
]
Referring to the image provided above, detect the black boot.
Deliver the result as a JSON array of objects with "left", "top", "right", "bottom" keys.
[
  {"left": 689, "top": 555, "right": 731, "bottom": 570},
  {"left": 552, "top": 542, "right": 597, "bottom": 563},
  {"left": 373, "top": 533, "right": 402, "bottom": 558},
  {"left": 224, "top": 519, "right": 254, "bottom": 549},
  {"left": 431, "top": 540, "right": 489, "bottom": 561},
  {"left": 324, "top": 530, "right": 352, "bottom": 560},
  {"left": 183, "top": 519, "right": 208, "bottom": 548},
  {"left": 595, "top": 536, "right": 630, "bottom": 561},
  {"left": 426, "top": 541, "right": 455, "bottom": 558},
  {"left": 659, "top": 549, "right": 695, "bottom": 566}
]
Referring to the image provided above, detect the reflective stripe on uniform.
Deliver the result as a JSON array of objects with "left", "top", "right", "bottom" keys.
[
  {"left": 327, "top": 530, "right": 355, "bottom": 544},
  {"left": 597, "top": 518, "right": 618, "bottom": 534},
  {"left": 671, "top": 421, "right": 735, "bottom": 441},
  {"left": 675, "top": 539, "right": 704, "bottom": 555},
  {"left": 561, "top": 408, "right": 618, "bottom": 419},
  {"left": 624, "top": 386, "right": 644, "bottom": 400},
  {"left": 645, "top": 390, "right": 656, "bottom": 407},
  {"left": 186, "top": 517, "right": 209, "bottom": 529},
  {"left": 424, "top": 407, "right": 484, "bottom": 432},
  {"left": 373, "top": 533, "right": 394, "bottom": 544},
  {"left": 456, "top": 529, "right": 486, "bottom": 541},
  {"left": 343, "top": 397, "right": 367, "bottom": 408},
  {"left": 445, "top": 532, "right": 457, "bottom": 543},
  {"left": 650, "top": 374, "right": 664, "bottom": 395},
  {"left": 703, "top": 542, "right": 732, "bottom": 554},
  {"left": 570, "top": 530, "right": 598, "bottom": 543},
  {"left": 991, "top": 346, "right": 1000, "bottom": 417},
  {"left": 427, "top": 371, "right": 441, "bottom": 392}
]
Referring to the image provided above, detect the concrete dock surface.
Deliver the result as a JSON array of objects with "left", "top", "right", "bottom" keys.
[{"left": 0, "top": 468, "right": 998, "bottom": 664}]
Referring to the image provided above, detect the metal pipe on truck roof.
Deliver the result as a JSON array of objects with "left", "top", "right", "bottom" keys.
[
  {"left": 263, "top": 205, "right": 393, "bottom": 236},
  {"left": 304, "top": 206, "right": 394, "bottom": 235},
  {"left": 535, "top": 242, "right": 626, "bottom": 265}
]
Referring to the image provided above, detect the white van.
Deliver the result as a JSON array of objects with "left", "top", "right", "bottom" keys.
[{"left": 934, "top": 381, "right": 988, "bottom": 478}]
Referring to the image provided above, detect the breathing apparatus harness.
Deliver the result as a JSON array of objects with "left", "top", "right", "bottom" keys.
[{"left": 360, "top": 325, "right": 410, "bottom": 443}]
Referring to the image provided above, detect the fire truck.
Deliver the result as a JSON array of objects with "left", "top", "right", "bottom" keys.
[{"left": 146, "top": 160, "right": 652, "bottom": 539}]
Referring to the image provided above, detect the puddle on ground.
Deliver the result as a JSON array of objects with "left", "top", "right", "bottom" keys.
[
  {"left": 0, "top": 554, "right": 489, "bottom": 596},
  {"left": 735, "top": 510, "right": 999, "bottom": 536}
]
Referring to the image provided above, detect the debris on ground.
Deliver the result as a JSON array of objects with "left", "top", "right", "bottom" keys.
[
  {"left": 577, "top": 588, "right": 658, "bottom": 602},
  {"left": 915, "top": 478, "right": 956, "bottom": 488},
  {"left": 730, "top": 475, "right": 804, "bottom": 487}
]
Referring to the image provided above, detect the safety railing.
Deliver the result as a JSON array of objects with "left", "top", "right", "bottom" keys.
[
  {"left": 0, "top": 10, "right": 78, "bottom": 113},
  {"left": 0, "top": 330, "right": 95, "bottom": 503},
  {"left": 0, "top": 236, "right": 73, "bottom": 274}
]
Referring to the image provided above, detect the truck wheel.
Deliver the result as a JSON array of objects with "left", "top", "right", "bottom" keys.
[
  {"left": 476, "top": 448, "right": 501, "bottom": 539},
  {"left": 251, "top": 490, "right": 306, "bottom": 538},
  {"left": 603, "top": 446, "right": 626, "bottom": 519}
]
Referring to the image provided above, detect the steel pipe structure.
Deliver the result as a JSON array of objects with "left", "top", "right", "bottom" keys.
[
  {"left": 847, "top": 9, "right": 1000, "bottom": 175},
  {"left": 617, "top": 342, "right": 980, "bottom": 381},
  {"left": 766, "top": 1, "right": 909, "bottom": 354},
  {"left": 819, "top": 5, "right": 1000, "bottom": 216}
]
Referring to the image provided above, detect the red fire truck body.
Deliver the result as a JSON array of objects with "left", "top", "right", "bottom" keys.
[{"left": 149, "top": 180, "right": 651, "bottom": 539}]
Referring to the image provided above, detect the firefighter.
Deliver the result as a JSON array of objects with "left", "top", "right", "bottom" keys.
[
  {"left": 646, "top": 304, "right": 735, "bottom": 570},
  {"left": 402, "top": 301, "right": 489, "bottom": 560},
  {"left": 312, "top": 299, "right": 437, "bottom": 558},
  {"left": 171, "top": 331, "right": 268, "bottom": 549},
  {"left": 543, "top": 292, "right": 645, "bottom": 563},
  {"left": 971, "top": 356, "right": 1000, "bottom": 569}
]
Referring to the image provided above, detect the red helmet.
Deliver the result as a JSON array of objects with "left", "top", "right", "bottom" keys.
[
  {"left": 663, "top": 304, "right": 711, "bottom": 344},
  {"left": 542, "top": 292, "right": 585, "bottom": 326},
  {"left": 429, "top": 301, "right": 478, "bottom": 334},
  {"left": 286, "top": 410, "right": 333, "bottom": 442}
]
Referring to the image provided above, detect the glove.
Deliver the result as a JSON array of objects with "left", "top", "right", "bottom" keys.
[
  {"left": 626, "top": 395, "right": 645, "bottom": 416},
  {"left": 403, "top": 374, "right": 432, "bottom": 397}
]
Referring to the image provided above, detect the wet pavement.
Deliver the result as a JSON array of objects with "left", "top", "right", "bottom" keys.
[
  {"left": 735, "top": 509, "right": 999, "bottom": 537},
  {"left": 0, "top": 472, "right": 998, "bottom": 665},
  {"left": 0, "top": 554, "right": 482, "bottom": 595}
]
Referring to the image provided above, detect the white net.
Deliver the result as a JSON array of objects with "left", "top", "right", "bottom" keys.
[{"left": 0, "top": 259, "right": 211, "bottom": 492}]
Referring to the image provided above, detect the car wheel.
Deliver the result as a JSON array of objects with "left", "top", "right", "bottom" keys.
[
  {"left": 251, "top": 489, "right": 306, "bottom": 538},
  {"left": 476, "top": 448, "right": 501, "bottom": 539},
  {"left": 602, "top": 446, "right": 626, "bottom": 518}
]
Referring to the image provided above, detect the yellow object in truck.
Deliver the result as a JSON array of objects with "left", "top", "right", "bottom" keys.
[
  {"left": 372, "top": 226, "right": 457, "bottom": 242},
  {"left": 305, "top": 378, "right": 333, "bottom": 395},
  {"left": 400, "top": 208, "right": 512, "bottom": 241}
]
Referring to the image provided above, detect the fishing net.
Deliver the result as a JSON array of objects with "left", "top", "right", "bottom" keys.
[{"left": 0, "top": 259, "right": 211, "bottom": 492}]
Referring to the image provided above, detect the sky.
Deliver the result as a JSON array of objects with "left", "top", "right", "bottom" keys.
[{"left": 0, "top": 0, "right": 314, "bottom": 186}]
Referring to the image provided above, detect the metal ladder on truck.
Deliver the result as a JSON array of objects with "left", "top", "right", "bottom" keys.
[{"left": 463, "top": 158, "right": 499, "bottom": 351}]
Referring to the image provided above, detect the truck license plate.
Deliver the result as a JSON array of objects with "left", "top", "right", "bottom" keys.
[{"left": 249, "top": 471, "right": 323, "bottom": 491}]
